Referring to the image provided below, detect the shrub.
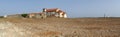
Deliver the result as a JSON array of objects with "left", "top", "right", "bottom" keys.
[
  {"left": 21, "top": 14, "right": 28, "bottom": 18},
  {"left": 0, "top": 16, "right": 4, "bottom": 18}
]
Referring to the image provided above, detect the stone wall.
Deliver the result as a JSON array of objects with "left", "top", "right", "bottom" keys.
[{"left": 5, "top": 14, "right": 23, "bottom": 18}]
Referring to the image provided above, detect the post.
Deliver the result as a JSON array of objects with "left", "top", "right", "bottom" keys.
[{"left": 104, "top": 14, "right": 106, "bottom": 18}]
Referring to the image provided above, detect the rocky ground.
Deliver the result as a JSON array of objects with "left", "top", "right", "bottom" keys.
[{"left": 0, "top": 18, "right": 120, "bottom": 37}]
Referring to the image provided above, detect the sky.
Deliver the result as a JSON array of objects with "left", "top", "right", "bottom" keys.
[{"left": 0, "top": 0, "right": 120, "bottom": 18}]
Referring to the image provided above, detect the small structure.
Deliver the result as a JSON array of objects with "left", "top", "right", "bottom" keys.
[
  {"left": 3, "top": 15, "right": 7, "bottom": 18},
  {"left": 27, "top": 12, "right": 46, "bottom": 18}
]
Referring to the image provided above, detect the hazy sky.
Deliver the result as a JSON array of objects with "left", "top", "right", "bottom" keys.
[{"left": 0, "top": 0, "right": 120, "bottom": 18}]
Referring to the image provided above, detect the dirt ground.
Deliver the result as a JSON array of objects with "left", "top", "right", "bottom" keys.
[{"left": 0, "top": 18, "right": 120, "bottom": 37}]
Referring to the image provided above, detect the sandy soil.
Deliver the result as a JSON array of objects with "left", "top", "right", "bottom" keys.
[{"left": 0, "top": 18, "right": 120, "bottom": 37}]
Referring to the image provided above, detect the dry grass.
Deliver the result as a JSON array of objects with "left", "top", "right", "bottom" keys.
[{"left": 0, "top": 18, "right": 120, "bottom": 37}]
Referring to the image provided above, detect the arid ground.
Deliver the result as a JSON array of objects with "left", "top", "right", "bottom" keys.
[{"left": 0, "top": 18, "right": 120, "bottom": 37}]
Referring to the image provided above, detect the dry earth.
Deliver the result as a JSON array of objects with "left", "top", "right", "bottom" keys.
[{"left": 0, "top": 18, "right": 120, "bottom": 37}]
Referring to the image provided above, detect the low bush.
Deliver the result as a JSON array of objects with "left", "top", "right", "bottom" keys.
[{"left": 21, "top": 14, "right": 28, "bottom": 18}]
